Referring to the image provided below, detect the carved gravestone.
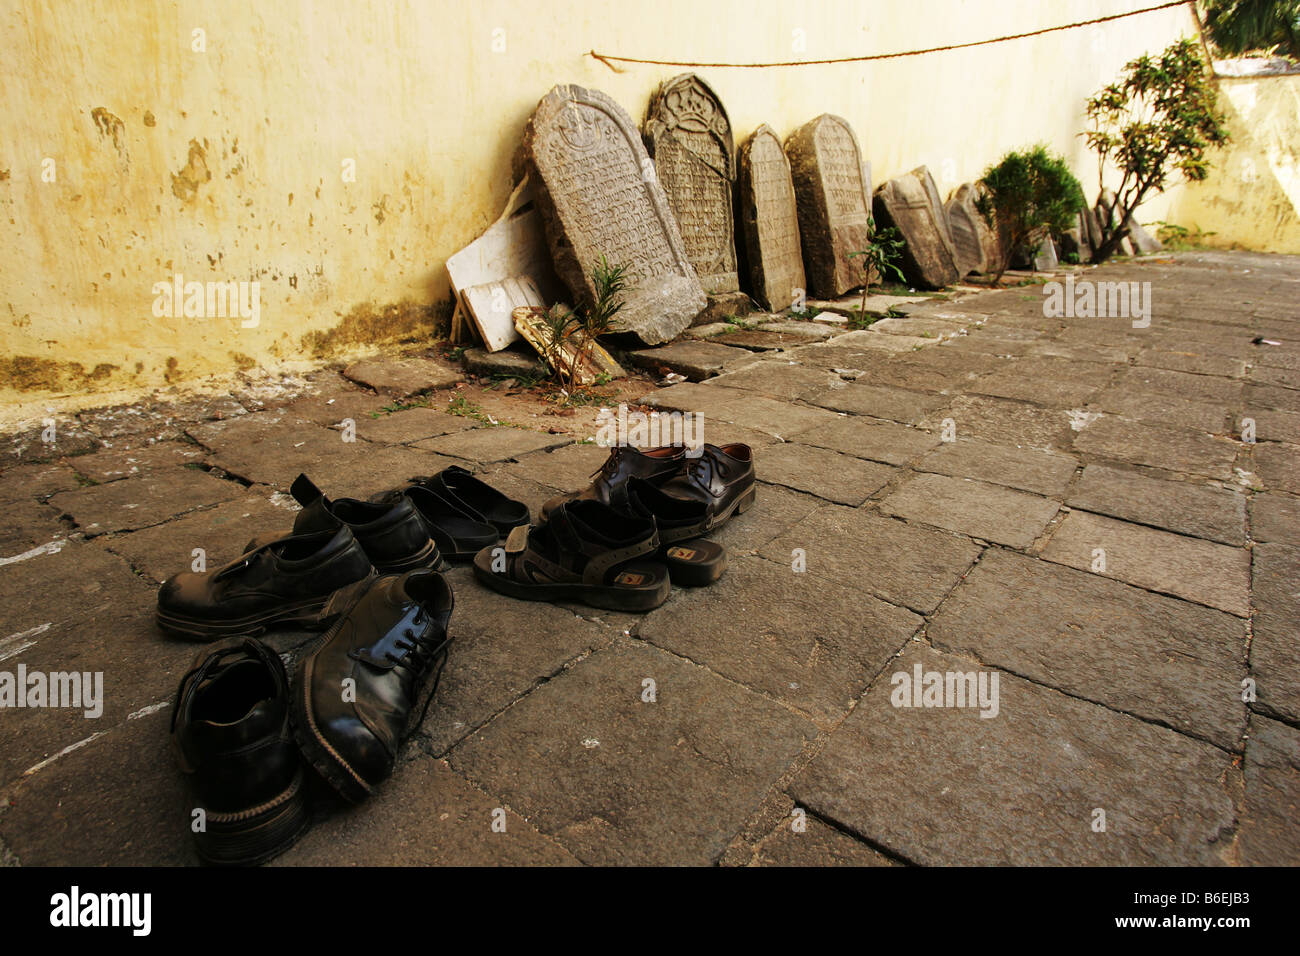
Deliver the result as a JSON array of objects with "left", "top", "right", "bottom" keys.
[
  {"left": 785, "top": 114, "right": 874, "bottom": 299},
  {"left": 522, "top": 84, "right": 706, "bottom": 345},
  {"left": 736, "top": 124, "right": 806, "bottom": 311},
  {"left": 945, "top": 182, "right": 994, "bottom": 276},
  {"left": 874, "top": 166, "right": 961, "bottom": 289},
  {"left": 643, "top": 74, "right": 738, "bottom": 295}
]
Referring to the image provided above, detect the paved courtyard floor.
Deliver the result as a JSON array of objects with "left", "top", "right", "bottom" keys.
[{"left": 1, "top": 249, "right": 1296, "bottom": 866}]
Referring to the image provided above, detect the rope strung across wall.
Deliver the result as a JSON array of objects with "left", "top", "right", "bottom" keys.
[{"left": 588, "top": 0, "right": 1194, "bottom": 71}]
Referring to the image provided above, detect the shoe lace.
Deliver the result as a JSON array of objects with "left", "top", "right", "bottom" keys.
[
  {"left": 591, "top": 447, "right": 625, "bottom": 482},
  {"left": 384, "top": 610, "right": 441, "bottom": 670}
]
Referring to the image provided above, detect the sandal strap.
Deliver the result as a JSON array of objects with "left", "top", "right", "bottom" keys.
[{"left": 519, "top": 503, "right": 659, "bottom": 587}]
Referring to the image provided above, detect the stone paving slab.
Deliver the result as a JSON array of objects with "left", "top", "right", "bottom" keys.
[
  {"left": 640, "top": 382, "right": 840, "bottom": 438},
  {"left": 0, "top": 541, "right": 191, "bottom": 786},
  {"left": 1040, "top": 510, "right": 1250, "bottom": 616},
  {"left": 746, "top": 812, "right": 898, "bottom": 867},
  {"left": 638, "top": 556, "right": 921, "bottom": 725},
  {"left": 1245, "top": 382, "right": 1300, "bottom": 412},
  {"left": 1237, "top": 715, "right": 1300, "bottom": 865},
  {"left": 1067, "top": 464, "right": 1246, "bottom": 546},
  {"left": 63, "top": 441, "right": 207, "bottom": 484},
  {"left": 760, "top": 506, "right": 981, "bottom": 614},
  {"left": 103, "top": 491, "right": 295, "bottom": 584},
  {"left": 1071, "top": 415, "right": 1240, "bottom": 479},
  {"left": 1134, "top": 348, "right": 1246, "bottom": 378},
  {"left": 708, "top": 360, "right": 844, "bottom": 402},
  {"left": 356, "top": 406, "right": 478, "bottom": 444},
  {"left": 922, "top": 395, "right": 1078, "bottom": 451},
  {"left": 190, "top": 413, "right": 452, "bottom": 495},
  {"left": 500, "top": 442, "right": 610, "bottom": 494},
  {"left": 413, "top": 427, "right": 570, "bottom": 464},
  {"left": 1250, "top": 543, "right": 1300, "bottom": 724},
  {"left": 0, "top": 462, "right": 80, "bottom": 503},
  {"left": 274, "top": 756, "right": 580, "bottom": 866},
  {"left": 626, "top": 341, "right": 756, "bottom": 382},
  {"left": 789, "top": 644, "right": 1236, "bottom": 865},
  {"left": 914, "top": 439, "right": 1078, "bottom": 497},
  {"left": 449, "top": 640, "right": 817, "bottom": 866},
  {"left": 0, "top": 499, "right": 68, "bottom": 554},
  {"left": 806, "top": 382, "right": 946, "bottom": 424},
  {"left": 969, "top": 357, "right": 1113, "bottom": 408},
  {"left": 878, "top": 473, "right": 1059, "bottom": 549},
  {"left": 929, "top": 549, "right": 1247, "bottom": 750},
  {"left": 793, "top": 416, "right": 939, "bottom": 466},
  {"left": 709, "top": 483, "right": 823, "bottom": 556},
  {"left": 47, "top": 468, "right": 243, "bottom": 536},
  {"left": 1090, "top": 388, "right": 1231, "bottom": 435},
  {"left": 758, "top": 442, "right": 897, "bottom": 505},
  {"left": 343, "top": 356, "right": 464, "bottom": 398},
  {"left": 1249, "top": 492, "right": 1300, "bottom": 544},
  {"left": 1251, "top": 441, "right": 1300, "bottom": 494},
  {"left": 1112, "top": 366, "right": 1243, "bottom": 406},
  {"left": 1236, "top": 407, "right": 1300, "bottom": 443},
  {"left": 0, "top": 710, "right": 195, "bottom": 866},
  {"left": 419, "top": 567, "right": 614, "bottom": 755}
]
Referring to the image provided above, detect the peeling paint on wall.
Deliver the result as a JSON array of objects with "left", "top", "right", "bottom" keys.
[{"left": 170, "top": 139, "right": 211, "bottom": 201}]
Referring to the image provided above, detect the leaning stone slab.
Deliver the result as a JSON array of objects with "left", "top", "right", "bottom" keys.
[
  {"left": 873, "top": 167, "right": 960, "bottom": 289},
  {"left": 737, "top": 124, "right": 806, "bottom": 310},
  {"left": 523, "top": 84, "right": 706, "bottom": 345},
  {"left": 944, "top": 183, "right": 992, "bottom": 275},
  {"left": 785, "top": 114, "right": 874, "bottom": 298},
  {"left": 643, "top": 74, "right": 739, "bottom": 294},
  {"left": 1124, "top": 214, "right": 1163, "bottom": 255},
  {"left": 789, "top": 644, "right": 1236, "bottom": 865}
]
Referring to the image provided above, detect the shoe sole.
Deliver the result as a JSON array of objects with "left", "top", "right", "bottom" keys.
[
  {"left": 156, "top": 596, "right": 338, "bottom": 642},
  {"left": 192, "top": 767, "right": 312, "bottom": 867}
]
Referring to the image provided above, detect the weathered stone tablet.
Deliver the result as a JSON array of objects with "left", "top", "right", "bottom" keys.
[
  {"left": 945, "top": 182, "right": 1003, "bottom": 276},
  {"left": 874, "top": 167, "right": 961, "bottom": 289},
  {"left": 785, "top": 114, "right": 874, "bottom": 299},
  {"left": 737, "top": 124, "right": 806, "bottom": 311},
  {"left": 643, "top": 74, "right": 738, "bottom": 295},
  {"left": 523, "top": 84, "right": 706, "bottom": 345}
]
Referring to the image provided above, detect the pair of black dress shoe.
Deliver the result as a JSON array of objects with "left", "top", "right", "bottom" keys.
[
  {"left": 156, "top": 467, "right": 527, "bottom": 641},
  {"left": 472, "top": 442, "right": 755, "bottom": 612},
  {"left": 170, "top": 568, "right": 453, "bottom": 865}
]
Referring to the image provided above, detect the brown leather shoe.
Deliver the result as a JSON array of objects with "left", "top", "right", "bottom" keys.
[
  {"left": 541, "top": 444, "right": 687, "bottom": 519},
  {"left": 658, "top": 443, "right": 756, "bottom": 531}
]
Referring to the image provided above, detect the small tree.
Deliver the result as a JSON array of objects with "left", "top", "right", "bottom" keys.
[
  {"left": 976, "top": 145, "right": 1086, "bottom": 283},
  {"left": 1199, "top": 0, "right": 1300, "bottom": 61},
  {"left": 531, "top": 255, "right": 628, "bottom": 394},
  {"left": 848, "top": 217, "right": 906, "bottom": 318},
  {"left": 1083, "top": 38, "right": 1230, "bottom": 264}
]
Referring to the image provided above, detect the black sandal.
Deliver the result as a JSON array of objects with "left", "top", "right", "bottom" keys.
[
  {"left": 472, "top": 499, "right": 670, "bottom": 612},
  {"left": 397, "top": 486, "right": 499, "bottom": 561},
  {"left": 407, "top": 466, "right": 529, "bottom": 535}
]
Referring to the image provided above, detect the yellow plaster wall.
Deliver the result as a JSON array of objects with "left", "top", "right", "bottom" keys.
[
  {"left": 0, "top": 0, "right": 1200, "bottom": 423},
  {"left": 1171, "top": 74, "right": 1300, "bottom": 254}
]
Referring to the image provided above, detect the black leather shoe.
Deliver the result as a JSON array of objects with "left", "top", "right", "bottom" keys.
[
  {"left": 541, "top": 444, "right": 687, "bottom": 519},
  {"left": 170, "top": 638, "right": 310, "bottom": 866},
  {"left": 658, "top": 443, "right": 755, "bottom": 530},
  {"left": 292, "top": 569, "right": 454, "bottom": 803},
  {"left": 157, "top": 525, "right": 374, "bottom": 641},
  {"left": 248, "top": 474, "right": 440, "bottom": 573}
]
